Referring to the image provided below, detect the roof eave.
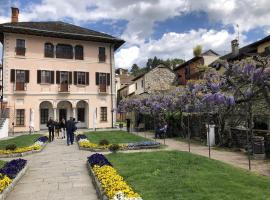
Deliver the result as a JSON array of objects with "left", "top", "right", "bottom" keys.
[{"left": 0, "top": 26, "right": 125, "bottom": 50}]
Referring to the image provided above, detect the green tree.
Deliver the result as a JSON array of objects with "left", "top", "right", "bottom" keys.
[
  {"left": 130, "top": 64, "right": 140, "bottom": 76},
  {"left": 169, "top": 58, "right": 185, "bottom": 69},
  {"left": 146, "top": 58, "right": 153, "bottom": 71},
  {"left": 152, "top": 56, "right": 161, "bottom": 69},
  {"left": 193, "top": 45, "right": 202, "bottom": 57}
]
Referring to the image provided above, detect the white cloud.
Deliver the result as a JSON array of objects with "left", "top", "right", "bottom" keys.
[
  {"left": 4, "top": 0, "right": 267, "bottom": 42},
  {"left": 116, "top": 28, "right": 246, "bottom": 69},
  {"left": 115, "top": 46, "right": 140, "bottom": 68},
  {"left": 0, "top": 0, "right": 269, "bottom": 68}
]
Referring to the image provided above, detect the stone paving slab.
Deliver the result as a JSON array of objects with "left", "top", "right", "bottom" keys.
[{"left": 6, "top": 139, "right": 98, "bottom": 200}]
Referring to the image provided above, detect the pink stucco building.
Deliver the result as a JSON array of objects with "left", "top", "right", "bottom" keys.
[{"left": 0, "top": 7, "right": 124, "bottom": 133}]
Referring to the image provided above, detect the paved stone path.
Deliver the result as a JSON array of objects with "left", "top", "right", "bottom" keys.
[
  {"left": 136, "top": 132, "right": 270, "bottom": 176},
  {"left": 6, "top": 139, "right": 98, "bottom": 200}
]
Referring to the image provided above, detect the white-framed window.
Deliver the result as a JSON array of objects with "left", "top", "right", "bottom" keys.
[{"left": 41, "top": 70, "right": 51, "bottom": 84}]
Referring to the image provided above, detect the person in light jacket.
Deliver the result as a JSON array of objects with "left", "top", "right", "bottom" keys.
[{"left": 60, "top": 118, "right": 66, "bottom": 139}]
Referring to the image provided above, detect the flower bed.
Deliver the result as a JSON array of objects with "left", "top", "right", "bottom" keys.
[
  {"left": 0, "top": 159, "right": 28, "bottom": 199},
  {"left": 0, "top": 159, "right": 27, "bottom": 179},
  {"left": 77, "top": 134, "right": 160, "bottom": 152},
  {"left": 87, "top": 153, "right": 142, "bottom": 200},
  {"left": 0, "top": 136, "right": 48, "bottom": 158}
]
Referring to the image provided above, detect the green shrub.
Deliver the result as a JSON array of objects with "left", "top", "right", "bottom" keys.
[
  {"left": 109, "top": 144, "right": 120, "bottom": 153},
  {"left": 5, "top": 144, "right": 17, "bottom": 151},
  {"left": 99, "top": 139, "right": 110, "bottom": 146}
]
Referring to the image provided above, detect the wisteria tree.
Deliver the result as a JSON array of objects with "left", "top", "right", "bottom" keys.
[{"left": 118, "top": 56, "right": 270, "bottom": 145}]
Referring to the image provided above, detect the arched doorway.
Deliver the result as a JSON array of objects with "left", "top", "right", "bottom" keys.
[
  {"left": 39, "top": 101, "right": 53, "bottom": 130},
  {"left": 57, "top": 101, "right": 73, "bottom": 122},
  {"left": 76, "top": 100, "right": 89, "bottom": 128}
]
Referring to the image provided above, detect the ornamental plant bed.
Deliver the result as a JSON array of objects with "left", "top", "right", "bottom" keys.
[
  {"left": 76, "top": 134, "right": 160, "bottom": 152},
  {"left": 0, "top": 158, "right": 28, "bottom": 200},
  {"left": 0, "top": 136, "right": 49, "bottom": 158},
  {"left": 87, "top": 153, "right": 142, "bottom": 200}
]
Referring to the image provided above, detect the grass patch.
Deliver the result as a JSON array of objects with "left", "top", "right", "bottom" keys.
[
  {"left": 84, "top": 130, "right": 150, "bottom": 144},
  {"left": 0, "top": 160, "right": 6, "bottom": 168},
  {"left": 0, "top": 134, "right": 43, "bottom": 149},
  {"left": 107, "top": 151, "right": 270, "bottom": 200}
]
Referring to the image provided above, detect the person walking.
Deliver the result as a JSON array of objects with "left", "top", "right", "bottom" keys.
[
  {"left": 47, "top": 117, "right": 55, "bottom": 142},
  {"left": 60, "top": 118, "right": 66, "bottom": 139},
  {"left": 70, "top": 118, "right": 78, "bottom": 144},
  {"left": 66, "top": 117, "right": 75, "bottom": 146},
  {"left": 55, "top": 120, "right": 60, "bottom": 139}
]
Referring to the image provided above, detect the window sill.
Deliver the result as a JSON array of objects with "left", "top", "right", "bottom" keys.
[
  {"left": 77, "top": 84, "right": 86, "bottom": 87},
  {"left": 15, "top": 125, "right": 25, "bottom": 127},
  {"left": 14, "top": 55, "right": 26, "bottom": 59},
  {"left": 100, "top": 121, "right": 108, "bottom": 123},
  {"left": 40, "top": 83, "right": 52, "bottom": 85}
]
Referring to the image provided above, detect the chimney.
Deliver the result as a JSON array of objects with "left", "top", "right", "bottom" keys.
[
  {"left": 231, "top": 39, "right": 239, "bottom": 56},
  {"left": 11, "top": 7, "right": 19, "bottom": 23}
]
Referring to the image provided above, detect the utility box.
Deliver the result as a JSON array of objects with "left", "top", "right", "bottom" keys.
[{"left": 206, "top": 124, "right": 215, "bottom": 147}]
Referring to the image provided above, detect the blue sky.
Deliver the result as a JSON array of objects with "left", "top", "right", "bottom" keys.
[{"left": 0, "top": 0, "right": 270, "bottom": 68}]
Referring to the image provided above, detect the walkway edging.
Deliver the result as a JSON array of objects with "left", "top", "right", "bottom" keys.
[
  {"left": 0, "top": 143, "right": 48, "bottom": 158},
  {"left": 0, "top": 164, "right": 29, "bottom": 200},
  {"left": 87, "top": 162, "right": 108, "bottom": 200}
]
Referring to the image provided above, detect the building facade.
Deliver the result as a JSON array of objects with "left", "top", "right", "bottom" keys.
[
  {"left": 132, "top": 64, "right": 176, "bottom": 95},
  {"left": 174, "top": 50, "right": 219, "bottom": 85},
  {"left": 0, "top": 8, "right": 124, "bottom": 132}
]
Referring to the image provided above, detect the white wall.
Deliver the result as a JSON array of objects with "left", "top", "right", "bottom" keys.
[
  {"left": 0, "top": 119, "right": 9, "bottom": 139},
  {"left": 128, "top": 83, "right": 136, "bottom": 95}
]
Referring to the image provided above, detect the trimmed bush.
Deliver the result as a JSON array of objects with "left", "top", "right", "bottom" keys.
[
  {"left": 99, "top": 139, "right": 109, "bottom": 146},
  {"left": 109, "top": 144, "right": 120, "bottom": 153},
  {"left": 5, "top": 144, "right": 17, "bottom": 151}
]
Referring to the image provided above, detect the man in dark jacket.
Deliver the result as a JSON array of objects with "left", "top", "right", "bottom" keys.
[
  {"left": 70, "top": 118, "right": 78, "bottom": 144},
  {"left": 47, "top": 117, "right": 55, "bottom": 142},
  {"left": 66, "top": 117, "right": 75, "bottom": 146}
]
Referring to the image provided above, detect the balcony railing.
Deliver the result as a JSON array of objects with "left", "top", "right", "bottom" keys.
[
  {"left": 99, "top": 84, "right": 107, "bottom": 93},
  {"left": 14, "top": 82, "right": 27, "bottom": 92},
  {"left": 59, "top": 83, "right": 70, "bottom": 93}
]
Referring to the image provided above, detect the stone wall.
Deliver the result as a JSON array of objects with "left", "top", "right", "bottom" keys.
[{"left": 144, "top": 66, "right": 176, "bottom": 93}]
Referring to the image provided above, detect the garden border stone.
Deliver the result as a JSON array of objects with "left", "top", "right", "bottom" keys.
[
  {"left": 77, "top": 141, "right": 161, "bottom": 152},
  {"left": 0, "top": 142, "right": 48, "bottom": 158},
  {"left": 0, "top": 163, "right": 29, "bottom": 200},
  {"left": 86, "top": 162, "right": 109, "bottom": 200}
]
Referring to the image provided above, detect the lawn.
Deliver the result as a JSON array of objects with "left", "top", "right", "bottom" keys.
[
  {"left": 107, "top": 151, "right": 270, "bottom": 200},
  {"left": 0, "top": 160, "right": 6, "bottom": 168},
  {"left": 0, "top": 134, "right": 43, "bottom": 149},
  {"left": 84, "top": 130, "right": 150, "bottom": 144}
]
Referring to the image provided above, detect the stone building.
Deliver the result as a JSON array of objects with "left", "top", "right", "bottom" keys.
[
  {"left": 174, "top": 50, "right": 219, "bottom": 85},
  {"left": 132, "top": 64, "right": 176, "bottom": 95}
]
